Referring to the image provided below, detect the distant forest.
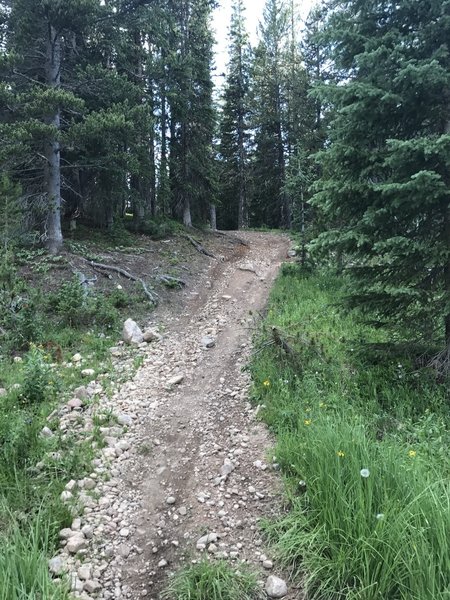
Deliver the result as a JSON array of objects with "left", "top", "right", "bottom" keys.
[{"left": 1, "top": 0, "right": 449, "bottom": 349}]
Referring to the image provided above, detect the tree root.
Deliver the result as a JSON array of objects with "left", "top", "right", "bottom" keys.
[
  {"left": 157, "top": 274, "right": 186, "bottom": 288},
  {"left": 84, "top": 259, "right": 159, "bottom": 305},
  {"left": 185, "top": 235, "right": 216, "bottom": 258}
]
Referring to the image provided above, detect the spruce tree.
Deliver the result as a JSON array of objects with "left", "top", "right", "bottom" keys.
[
  {"left": 312, "top": 0, "right": 450, "bottom": 349},
  {"left": 218, "top": 0, "right": 252, "bottom": 230}
]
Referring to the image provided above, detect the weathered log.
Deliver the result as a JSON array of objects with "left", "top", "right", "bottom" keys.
[{"left": 185, "top": 235, "right": 216, "bottom": 258}]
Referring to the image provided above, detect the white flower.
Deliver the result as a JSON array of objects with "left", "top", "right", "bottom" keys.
[
  {"left": 360, "top": 468, "right": 370, "bottom": 478},
  {"left": 376, "top": 513, "right": 384, "bottom": 520}
]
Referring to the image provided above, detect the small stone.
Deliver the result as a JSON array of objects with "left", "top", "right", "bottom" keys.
[
  {"left": 14, "top": 356, "right": 23, "bottom": 363},
  {"left": 222, "top": 295, "right": 232, "bottom": 301},
  {"left": 81, "top": 369, "right": 95, "bottom": 377},
  {"left": 166, "top": 496, "right": 176, "bottom": 505},
  {"left": 40, "top": 426, "right": 54, "bottom": 438},
  {"left": 178, "top": 506, "right": 187, "bottom": 516},
  {"left": 158, "top": 559, "right": 168, "bottom": 568},
  {"left": 119, "top": 528, "right": 130, "bottom": 537},
  {"left": 118, "top": 544, "right": 131, "bottom": 558},
  {"left": 201, "top": 336, "right": 216, "bottom": 349},
  {"left": 67, "top": 398, "right": 83, "bottom": 410},
  {"left": 83, "top": 478, "right": 96, "bottom": 491},
  {"left": 143, "top": 329, "right": 162, "bottom": 343},
  {"left": 60, "top": 491, "right": 73, "bottom": 503},
  {"left": 196, "top": 533, "right": 218, "bottom": 548},
  {"left": 168, "top": 375, "right": 184, "bottom": 386},
  {"left": 72, "top": 353, "right": 82, "bottom": 363},
  {"left": 287, "top": 249, "right": 297, "bottom": 257},
  {"left": 263, "top": 560, "right": 274, "bottom": 570},
  {"left": 77, "top": 565, "right": 92, "bottom": 581},
  {"left": 74, "top": 386, "right": 88, "bottom": 400},
  {"left": 265, "top": 575, "right": 288, "bottom": 598},
  {"left": 117, "top": 414, "right": 132, "bottom": 427},
  {"left": 83, "top": 580, "right": 102, "bottom": 593},
  {"left": 49, "top": 556, "right": 66, "bottom": 576},
  {"left": 0, "top": 388, "right": 7, "bottom": 397},
  {"left": 220, "top": 458, "right": 235, "bottom": 478},
  {"left": 67, "top": 535, "right": 87, "bottom": 554}
]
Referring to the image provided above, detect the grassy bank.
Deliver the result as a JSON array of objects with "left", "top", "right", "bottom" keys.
[
  {"left": 250, "top": 265, "right": 449, "bottom": 600},
  {"left": 0, "top": 235, "right": 155, "bottom": 597}
]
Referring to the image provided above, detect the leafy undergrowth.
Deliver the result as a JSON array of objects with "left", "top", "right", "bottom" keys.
[
  {"left": 250, "top": 264, "right": 449, "bottom": 600},
  {"left": 162, "top": 559, "right": 262, "bottom": 600}
]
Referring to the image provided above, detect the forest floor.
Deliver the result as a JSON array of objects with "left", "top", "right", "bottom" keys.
[{"left": 49, "top": 230, "right": 298, "bottom": 599}]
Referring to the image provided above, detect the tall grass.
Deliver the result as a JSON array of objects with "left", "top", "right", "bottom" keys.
[
  {"left": 251, "top": 265, "right": 450, "bottom": 600},
  {"left": 162, "top": 559, "right": 262, "bottom": 600}
]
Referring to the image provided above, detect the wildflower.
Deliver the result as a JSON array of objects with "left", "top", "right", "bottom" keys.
[
  {"left": 360, "top": 468, "right": 370, "bottom": 478},
  {"left": 408, "top": 450, "right": 417, "bottom": 458},
  {"left": 376, "top": 513, "right": 384, "bottom": 520},
  {"left": 263, "top": 380, "right": 270, "bottom": 387},
  {"left": 304, "top": 419, "right": 312, "bottom": 426},
  {"left": 337, "top": 450, "right": 345, "bottom": 457}
]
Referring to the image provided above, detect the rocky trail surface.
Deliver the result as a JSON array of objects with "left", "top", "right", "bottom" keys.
[{"left": 52, "top": 232, "right": 299, "bottom": 599}]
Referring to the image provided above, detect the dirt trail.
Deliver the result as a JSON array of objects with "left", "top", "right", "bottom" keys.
[{"left": 71, "top": 232, "right": 296, "bottom": 600}]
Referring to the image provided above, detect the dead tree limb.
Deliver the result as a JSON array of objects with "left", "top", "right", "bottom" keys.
[
  {"left": 157, "top": 274, "right": 187, "bottom": 288},
  {"left": 185, "top": 235, "right": 216, "bottom": 258},
  {"left": 84, "top": 259, "right": 159, "bottom": 304},
  {"left": 271, "top": 326, "right": 296, "bottom": 356},
  {"left": 212, "top": 230, "right": 250, "bottom": 247}
]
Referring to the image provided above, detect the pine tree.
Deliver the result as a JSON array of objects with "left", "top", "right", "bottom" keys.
[
  {"left": 218, "top": 0, "right": 252, "bottom": 230},
  {"left": 312, "top": 0, "right": 450, "bottom": 348},
  {"left": 250, "top": 0, "right": 290, "bottom": 229}
]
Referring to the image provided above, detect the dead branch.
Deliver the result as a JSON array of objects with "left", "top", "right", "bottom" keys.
[
  {"left": 83, "top": 259, "right": 159, "bottom": 304},
  {"left": 213, "top": 230, "right": 250, "bottom": 247},
  {"left": 157, "top": 274, "right": 187, "bottom": 287},
  {"left": 185, "top": 235, "right": 216, "bottom": 258},
  {"left": 271, "top": 326, "right": 296, "bottom": 356}
]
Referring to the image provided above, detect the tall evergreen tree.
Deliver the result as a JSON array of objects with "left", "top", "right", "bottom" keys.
[
  {"left": 312, "top": 0, "right": 450, "bottom": 348},
  {"left": 218, "top": 0, "right": 251, "bottom": 230},
  {"left": 250, "top": 0, "right": 290, "bottom": 229}
]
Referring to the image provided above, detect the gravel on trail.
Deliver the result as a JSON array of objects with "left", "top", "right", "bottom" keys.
[{"left": 51, "top": 232, "right": 301, "bottom": 599}]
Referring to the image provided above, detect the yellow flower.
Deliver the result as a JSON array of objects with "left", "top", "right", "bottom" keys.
[
  {"left": 408, "top": 450, "right": 417, "bottom": 458},
  {"left": 337, "top": 450, "right": 345, "bottom": 457},
  {"left": 263, "top": 380, "right": 271, "bottom": 387},
  {"left": 304, "top": 419, "right": 312, "bottom": 426}
]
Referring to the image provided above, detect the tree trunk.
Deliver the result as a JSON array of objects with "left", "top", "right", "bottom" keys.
[
  {"left": 159, "top": 66, "right": 169, "bottom": 215},
  {"left": 210, "top": 204, "right": 217, "bottom": 231},
  {"left": 44, "top": 23, "right": 63, "bottom": 254},
  {"left": 183, "top": 199, "right": 192, "bottom": 227}
]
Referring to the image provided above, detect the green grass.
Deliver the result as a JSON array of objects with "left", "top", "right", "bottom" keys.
[
  {"left": 250, "top": 264, "right": 450, "bottom": 600},
  {"left": 162, "top": 559, "right": 262, "bottom": 600}
]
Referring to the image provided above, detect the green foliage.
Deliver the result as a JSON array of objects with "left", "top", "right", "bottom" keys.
[
  {"left": 251, "top": 267, "right": 450, "bottom": 599},
  {"left": 19, "top": 346, "right": 59, "bottom": 406},
  {"left": 0, "top": 513, "right": 70, "bottom": 600},
  {"left": 162, "top": 560, "right": 261, "bottom": 600},
  {"left": 311, "top": 0, "right": 450, "bottom": 346}
]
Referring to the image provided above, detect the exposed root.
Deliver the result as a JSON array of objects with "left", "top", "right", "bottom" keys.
[
  {"left": 185, "top": 235, "right": 216, "bottom": 259},
  {"left": 84, "top": 259, "right": 159, "bottom": 305}
]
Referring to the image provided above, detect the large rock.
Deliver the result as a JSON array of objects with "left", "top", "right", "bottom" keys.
[
  {"left": 66, "top": 534, "right": 88, "bottom": 554},
  {"left": 265, "top": 575, "right": 288, "bottom": 598},
  {"left": 122, "top": 319, "right": 144, "bottom": 345}
]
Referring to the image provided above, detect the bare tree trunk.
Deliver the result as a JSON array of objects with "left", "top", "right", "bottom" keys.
[
  {"left": 159, "top": 65, "right": 169, "bottom": 215},
  {"left": 183, "top": 200, "right": 192, "bottom": 227},
  {"left": 45, "top": 23, "right": 63, "bottom": 254},
  {"left": 210, "top": 204, "right": 217, "bottom": 231}
]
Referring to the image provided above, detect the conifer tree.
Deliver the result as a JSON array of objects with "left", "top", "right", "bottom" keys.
[
  {"left": 218, "top": 0, "right": 252, "bottom": 230},
  {"left": 312, "top": 0, "right": 450, "bottom": 348}
]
